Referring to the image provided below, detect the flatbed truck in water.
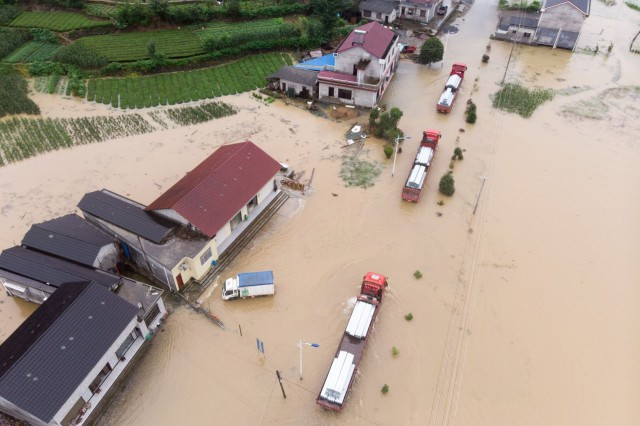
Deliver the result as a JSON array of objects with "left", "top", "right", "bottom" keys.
[
  {"left": 402, "top": 129, "right": 441, "bottom": 202},
  {"left": 316, "top": 272, "right": 388, "bottom": 411},
  {"left": 437, "top": 63, "right": 467, "bottom": 113}
]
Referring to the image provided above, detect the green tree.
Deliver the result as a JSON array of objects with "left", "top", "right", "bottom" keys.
[
  {"left": 419, "top": 37, "right": 445, "bottom": 66},
  {"left": 147, "top": 40, "right": 156, "bottom": 58},
  {"left": 439, "top": 172, "right": 455, "bottom": 196},
  {"left": 310, "top": 0, "right": 350, "bottom": 36},
  {"left": 150, "top": 0, "right": 169, "bottom": 17},
  {"left": 225, "top": 0, "right": 242, "bottom": 18},
  {"left": 369, "top": 108, "right": 379, "bottom": 127}
]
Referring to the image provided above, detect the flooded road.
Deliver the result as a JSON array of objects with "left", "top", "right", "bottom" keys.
[{"left": 1, "top": 0, "right": 640, "bottom": 424}]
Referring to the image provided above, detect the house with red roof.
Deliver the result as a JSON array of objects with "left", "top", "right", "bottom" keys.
[
  {"left": 317, "top": 21, "right": 400, "bottom": 108},
  {"left": 78, "top": 141, "right": 284, "bottom": 292}
]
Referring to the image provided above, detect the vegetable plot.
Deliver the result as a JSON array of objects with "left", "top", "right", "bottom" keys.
[
  {"left": 77, "top": 29, "right": 205, "bottom": 62},
  {"left": 87, "top": 53, "right": 289, "bottom": 109},
  {"left": 9, "top": 12, "right": 111, "bottom": 32},
  {"left": 4, "top": 41, "right": 61, "bottom": 63}
]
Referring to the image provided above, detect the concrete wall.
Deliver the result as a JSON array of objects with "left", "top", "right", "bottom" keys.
[
  {"left": 398, "top": 1, "right": 436, "bottom": 22},
  {"left": 94, "top": 243, "right": 119, "bottom": 270},
  {"left": 361, "top": 9, "right": 397, "bottom": 24},
  {"left": 334, "top": 46, "right": 383, "bottom": 78},
  {"left": 152, "top": 209, "right": 189, "bottom": 226},
  {"left": 538, "top": 3, "right": 585, "bottom": 32},
  {"left": 279, "top": 79, "right": 315, "bottom": 97},
  {"left": 170, "top": 239, "right": 218, "bottom": 288}
]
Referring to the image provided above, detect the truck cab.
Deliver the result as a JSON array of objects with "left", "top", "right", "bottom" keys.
[
  {"left": 222, "top": 277, "right": 240, "bottom": 300},
  {"left": 360, "top": 272, "right": 388, "bottom": 301}
]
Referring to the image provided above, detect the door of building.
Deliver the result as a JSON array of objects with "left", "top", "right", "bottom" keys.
[{"left": 176, "top": 273, "right": 184, "bottom": 289}]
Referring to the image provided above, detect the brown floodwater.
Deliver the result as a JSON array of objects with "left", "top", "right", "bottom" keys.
[{"left": 1, "top": 0, "right": 639, "bottom": 424}]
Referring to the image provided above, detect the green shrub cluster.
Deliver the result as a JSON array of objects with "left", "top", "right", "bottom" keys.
[
  {"left": 493, "top": 83, "right": 554, "bottom": 118},
  {"left": 0, "top": 28, "right": 32, "bottom": 59},
  {"left": 28, "top": 61, "right": 67, "bottom": 76},
  {"left": 498, "top": 0, "right": 542, "bottom": 11},
  {"left": 0, "top": 65, "right": 40, "bottom": 118},
  {"left": 53, "top": 42, "right": 108, "bottom": 68},
  {"left": 0, "top": 4, "right": 19, "bottom": 25},
  {"left": 31, "top": 28, "right": 59, "bottom": 44},
  {"left": 465, "top": 100, "right": 477, "bottom": 124},
  {"left": 439, "top": 172, "right": 455, "bottom": 196}
]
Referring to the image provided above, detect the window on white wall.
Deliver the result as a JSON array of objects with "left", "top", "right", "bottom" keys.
[{"left": 200, "top": 248, "right": 212, "bottom": 265}]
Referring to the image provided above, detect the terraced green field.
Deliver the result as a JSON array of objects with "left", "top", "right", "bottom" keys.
[
  {"left": 87, "top": 53, "right": 290, "bottom": 109},
  {"left": 4, "top": 41, "right": 61, "bottom": 63},
  {"left": 9, "top": 11, "right": 110, "bottom": 32},
  {"left": 77, "top": 29, "right": 205, "bottom": 62},
  {"left": 195, "top": 18, "right": 287, "bottom": 40}
]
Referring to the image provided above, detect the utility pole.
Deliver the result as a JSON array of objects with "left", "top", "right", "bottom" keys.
[
  {"left": 473, "top": 177, "right": 489, "bottom": 215},
  {"left": 276, "top": 370, "right": 286, "bottom": 399},
  {"left": 501, "top": 42, "right": 516, "bottom": 86},
  {"left": 392, "top": 135, "right": 411, "bottom": 177}
]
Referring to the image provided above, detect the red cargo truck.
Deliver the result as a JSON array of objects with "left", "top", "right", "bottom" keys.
[
  {"left": 436, "top": 63, "right": 467, "bottom": 113},
  {"left": 316, "top": 272, "right": 388, "bottom": 412},
  {"left": 401, "top": 129, "right": 441, "bottom": 202}
]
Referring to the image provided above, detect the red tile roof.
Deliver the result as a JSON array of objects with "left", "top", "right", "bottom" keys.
[
  {"left": 317, "top": 71, "right": 358, "bottom": 83},
  {"left": 336, "top": 21, "right": 396, "bottom": 59},
  {"left": 146, "top": 141, "right": 280, "bottom": 238}
]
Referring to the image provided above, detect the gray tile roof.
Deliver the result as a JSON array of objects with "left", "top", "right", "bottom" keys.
[
  {"left": 360, "top": 0, "right": 398, "bottom": 14},
  {"left": 268, "top": 66, "right": 319, "bottom": 87},
  {"left": 543, "top": 0, "right": 590, "bottom": 14},
  {"left": 77, "top": 190, "right": 175, "bottom": 244},
  {"left": 22, "top": 214, "right": 114, "bottom": 267},
  {"left": 509, "top": 15, "right": 539, "bottom": 28},
  {"left": 0, "top": 281, "right": 138, "bottom": 424},
  {"left": 0, "top": 246, "right": 120, "bottom": 289}
]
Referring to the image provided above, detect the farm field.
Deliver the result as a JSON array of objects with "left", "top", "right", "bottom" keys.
[
  {"left": 4, "top": 41, "right": 61, "bottom": 63},
  {"left": 87, "top": 52, "right": 292, "bottom": 109},
  {"left": 9, "top": 11, "right": 110, "bottom": 32},
  {"left": 0, "top": 28, "right": 31, "bottom": 59},
  {"left": 0, "top": 101, "right": 235, "bottom": 166},
  {"left": 195, "top": 18, "right": 288, "bottom": 40},
  {"left": 84, "top": 3, "right": 116, "bottom": 18},
  {"left": 77, "top": 29, "right": 205, "bottom": 62}
]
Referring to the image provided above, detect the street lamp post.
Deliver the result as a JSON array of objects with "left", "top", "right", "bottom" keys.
[
  {"left": 392, "top": 135, "right": 412, "bottom": 177},
  {"left": 298, "top": 339, "right": 319, "bottom": 380}
]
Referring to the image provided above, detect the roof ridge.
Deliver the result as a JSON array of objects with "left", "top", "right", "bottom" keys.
[
  {"left": 163, "top": 141, "right": 251, "bottom": 211},
  {"left": 0, "top": 283, "right": 90, "bottom": 383}
]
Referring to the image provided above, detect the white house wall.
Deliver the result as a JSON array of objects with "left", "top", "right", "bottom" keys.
[
  {"left": 335, "top": 46, "right": 383, "bottom": 79},
  {"left": 170, "top": 239, "right": 219, "bottom": 287}
]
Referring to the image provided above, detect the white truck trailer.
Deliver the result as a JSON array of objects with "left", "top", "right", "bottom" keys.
[{"left": 222, "top": 271, "right": 275, "bottom": 301}]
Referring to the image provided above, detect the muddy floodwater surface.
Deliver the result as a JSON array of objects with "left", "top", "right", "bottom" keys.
[{"left": 1, "top": 0, "right": 639, "bottom": 424}]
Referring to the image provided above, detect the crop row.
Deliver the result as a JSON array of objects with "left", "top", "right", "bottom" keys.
[
  {"left": 0, "top": 101, "right": 236, "bottom": 166},
  {"left": 9, "top": 11, "right": 111, "bottom": 32},
  {"left": 0, "top": 28, "right": 31, "bottom": 59},
  {"left": 87, "top": 53, "right": 289, "bottom": 109},
  {"left": 84, "top": 4, "right": 117, "bottom": 18},
  {"left": 77, "top": 29, "right": 205, "bottom": 62},
  {"left": 195, "top": 18, "right": 287, "bottom": 41},
  {"left": 4, "top": 41, "right": 61, "bottom": 63}
]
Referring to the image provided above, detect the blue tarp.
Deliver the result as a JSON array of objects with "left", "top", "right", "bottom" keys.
[
  {"left": 294, "top": 54, "right": 335, "bottom": 71},
  {"left": 238, "top": 271, "right": 274, "bottom": 287}
]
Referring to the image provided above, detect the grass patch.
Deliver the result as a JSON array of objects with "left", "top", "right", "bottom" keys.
[
  {"left": 340, "top": 157, "right": 382, "bottom": 188},
  {"left": 9, "top": 12, "right": 110, "bottom": 32},
  {"left": 391, "top": 346, "right": 399, "bottom": 356},
  {"left": 4, "top": 41, "right": 61, "bottom": 63},
  {"left": 0, "top": 65, "right": 40, "bottom": 119},
  {"left": 162, "top": 102, "right": 236, "bottom": 125},
  {"left": 625, "top": 1, "right": 640, "bottom": 10},
  {"left": 492, "top": 83, "right": 554, "bottom": 118},
  {"left": 88, "top": 53, "right": 289, "bottom": 108}
]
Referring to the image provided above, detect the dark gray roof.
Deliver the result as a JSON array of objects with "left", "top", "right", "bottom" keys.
[
  {"left": 543, "top": 0, "right": 590, "bottom": 14},
  {"left": 22, "top": 214, "right": 114, "bottom": 267},
  {"left": 360, "top": 0, "right": 398, "bottom": 14},
  {"left": 0, "top": 246, "right": 120, "bottom": 289},
  {"left": 509, "top": 15, "right": 539, "bottom": 28},
  {"left": 0, "top": 281, "right": 138, "bottom": 424},
  {"left": 77, "top": 190, "right": 175, "bottom": 244},
  {"left": 268, "top": 66, "right": 319, "bottom": 87}
]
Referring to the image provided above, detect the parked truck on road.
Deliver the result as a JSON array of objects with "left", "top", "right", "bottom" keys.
[
  {"left": 437, "top": 63, "right": 467, "bottom": 113},
  {"left": 402, "top": 129, "right": 441, "bottom": 202},
  {"left": 316, "top": 272, "right": 388, "bottom": 411},
  {"left": 221, "top": 271, "right": 275, "bottom": 301}
]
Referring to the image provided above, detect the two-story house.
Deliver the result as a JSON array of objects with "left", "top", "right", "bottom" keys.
[
  {"left": 534, "top": 0, "right": 590, "bottom": 49},
  {"left": 397, "top": 0, "right": 442, "bottom": 23},
  {"left": 317, "top": 22, "right": 400, "bottom": 108}
]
